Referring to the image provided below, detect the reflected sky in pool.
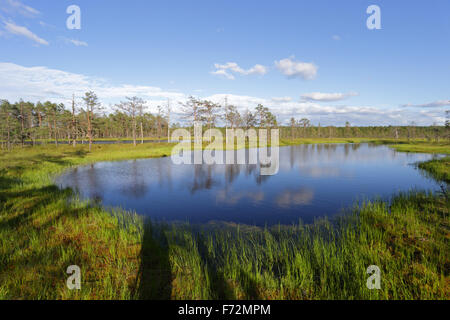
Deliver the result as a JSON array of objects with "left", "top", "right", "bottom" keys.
[{"left": 55, "top": 144, "right": 443, "bottom": 226}]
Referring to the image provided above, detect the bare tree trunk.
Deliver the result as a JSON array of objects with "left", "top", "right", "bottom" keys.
[
  {"left": 157, "top": 117, "right": 161, "bottom": 142},
  {"left": 37, "top": 110, "right": 42, "bottom": 143},
  {"left": 72, "top": 95, "right": 77, "bottom": 147},
  {"left": 48, "top": 120, "right": 52, "bottom": 143},
  {"left": 20, "top": 102, "right": 25, "bottom": 147},
  {"left": 87, "top": 110, "right": 92, "bottom": 151},
  {"left": 53, "top": 109, "right": 58, "bottom": 146},
  {"left": 209, "top": 116, "right": 212, "bottom": 142},
  {"left": 6, "top": 112, "right": 11, "bottom": 151},
  {"left": 29, "top": 108, "right": 34, "bottom": 146},
  {"left": 167, "top": 99, "right": 171, "bottom": 142},
  {"left": 132, "top": 114, "right": 137, "bottom": 146}
]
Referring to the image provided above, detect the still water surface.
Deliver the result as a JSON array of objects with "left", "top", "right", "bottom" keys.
[{"left": 55, "top": 144, "right": 443, "bottom": 226}]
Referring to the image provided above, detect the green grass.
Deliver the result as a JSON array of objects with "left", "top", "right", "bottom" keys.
[
  {"left": 0, "top": 144, "right": 174, "bottom": 299},
  {"left": 418, "top": 157, "right": 450, "bottom": 183},
  {"left": 279, "top": 137, "right": 373, "bottom": 146},
  {"left": 0, "top": 141, "right": 448, "bottom": 299},
  {"left": 155, "top": 191, "right": 449, "bottom": 299},
  {"left": 372, "top": 139, "right": 450, "bottom": 155}
]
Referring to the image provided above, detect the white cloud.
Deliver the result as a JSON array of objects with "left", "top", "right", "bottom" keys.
[
  {"left": 65, "top": 38, "right": 88, "bottom": 47},
  {"left": 3, "top": 21, "right": 48, "bottom": 45},
  {"left": 275, "top": 57, "right": 318, "bottom": 80},
  {"left": 1, "top": 0, "right": 40, "bottom": 17},
  {"left": 0, "top": 62, "right": 445, "bottom": 126},
  {"left": 271, "top": 96, "right": 292, "bottom": 103},
  {"left": 301, "top": 92, "right": 358, "bottom": 102},
  {"left": 212, "top": 62, "right": 267, "bottom": 80},
  {"left": 206, "top": 94, "right": 267, "bottom": 110},
  {"left": 401, "top": 100, "right": 450, "bottom": 108},
  {"left": 0, "top": 1, "right": 49, "bottom": 46},
  {"left": 211, "top": 68, "right": 235, "bottom": 80},
  {"left": 332, "top": 35, "right": 341, "bottom": 41},
  {"left": 39, "top": 21, "right": 55, "bottom": 29},
  {"left": 247, "top": 64, "right": 267, "bottom": 75},
  {"left": 0, "top": 62, "right": 186, "bottom": 113},
  {"left": 203, "top": 93, "right": 444, "bottom": 126}
]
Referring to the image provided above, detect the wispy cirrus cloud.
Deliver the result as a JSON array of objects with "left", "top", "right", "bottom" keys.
[
  {"left": 2, "top": 21, "right": 48, "bottom": 45},
  {"left": 301, "top": 92, "right": 358, "bottom": 102},
  {"left": 62, "top": 37, "right": 88, "bottom": 47},
  {"left": 275, "top": 57, "right": 318, "bottom": 80},
  {"left": 39, "top": 20, "right": 55, "bottom": 29},
  {"left": 0, "top": 0, "right": 40, "bottom": 17},
  {"left": 70, "top": 39, "right": 88, "bottom": 47},
  {"left": 332, "top": 35, "right": 341, "bottom": 41},
  {"left": 0, "top": 1, "right": 50, "bottom": 46},
  {"left": 401, "top": 100, "right": 450, "bottom": 108},
  {"left": 212, "top": 62, "right": 267, "bottom": 80}
]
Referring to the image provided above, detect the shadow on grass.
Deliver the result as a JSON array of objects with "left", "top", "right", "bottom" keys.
[
  {"left": 135, "top": 224, "right": 241, "bottom": 300},
  {"left": 136, "top": 222, "right": 172, "bottom": 300},
  {"left": 0, "top": 185, "right": 67, "bottom": 231},
  {"left": 237, "top": 269, "right": 260, "bottom": 300},
  {"left": 0, "top": 174, "right": 21, "bottom": 191},
  {"left": 0, "top": 184, "right": 85, "bottom": 265},
  {"left": 196, "top": 233, "right": 236, "bottom": 300}
]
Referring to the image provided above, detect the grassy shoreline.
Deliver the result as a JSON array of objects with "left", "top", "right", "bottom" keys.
[{"left": 0, "top": 139, "right": 448, "bottom": 299}]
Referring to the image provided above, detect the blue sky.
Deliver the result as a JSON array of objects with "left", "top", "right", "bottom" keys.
[{"left": 0, "top": 0, "right": 449, "bottom": 126}]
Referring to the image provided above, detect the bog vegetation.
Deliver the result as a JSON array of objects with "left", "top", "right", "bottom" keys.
[
  {"left": 0, "top": 92, "right": 449, "bottom": 300},
  {"left": 1, "top": 93, "right": 449, "bottom": 150}
]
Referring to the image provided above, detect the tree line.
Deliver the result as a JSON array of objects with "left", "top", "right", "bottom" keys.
[
  {"left": 0, "top": 92, "right": 169, "bottom": 150},
  {"left": 1, "top": 92, "right": 449, "bottom": 150}
]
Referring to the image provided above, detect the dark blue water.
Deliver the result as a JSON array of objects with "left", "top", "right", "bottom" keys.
[{"left": 55, "top": 144, "right": 443, "bottom": 226}]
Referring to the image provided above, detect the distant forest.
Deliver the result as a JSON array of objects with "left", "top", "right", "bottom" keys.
[{"left": 1, "top": 92, "right": 449, "bottom": 150}]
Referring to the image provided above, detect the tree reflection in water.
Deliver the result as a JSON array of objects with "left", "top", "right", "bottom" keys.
[{"left": 56, "top": 144, "right": 442, "bottom": 225}]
